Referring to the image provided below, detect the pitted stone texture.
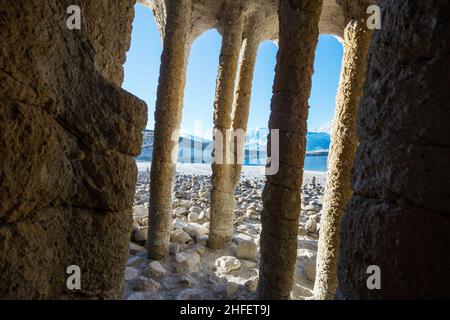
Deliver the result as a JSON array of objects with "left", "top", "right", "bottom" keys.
[
  {"left": 0, "top": 0, "right": 147, "bottom": 299},
  {"left": 140, "top": 0, "right": 348, "bottom": 42},
  {"left": 314, "top": 18, "right": 372, "bottom": 300},
  {"left": 337, "top": 0, "right": 450, "bottom": 299},
  {"left": 258, "top": 0, "right": 323, "bottom": 300}
]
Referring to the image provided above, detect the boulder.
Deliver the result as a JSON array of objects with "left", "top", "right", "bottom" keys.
[
  {"left": 184, "top": 223, "right": 209, "bottom": 238},
  {"left": 298, "top": 249, "right": 317, "bottom": 282},
  {"left": 171, "top": 229, "right": 193, "bottom": 244},
  {"left": 188, "top": 212, "right": 199, "bottom": 222},
  {"left": 134, "top": 227, "right": 148, "bottom": 245},
  {"left": 215, "top": 256, "right": 241, "bottom": 274},
  {"left": 175, "top": 251, "right": 201, "bottom": 274},
  {"left": 132, "top": 276, "right": 160, "bottom": 291},
  {"left": 305, "top": 217, "right": 317, "bottom": 234},
  {"left": 176, "top": 288, "right": 203, "bottom": 300},
  {"left": 148, "top": 261, "right": 167, "bottom": 278},
  {"left": 124, "top": 267, "right": 138, "bottom": 281}
]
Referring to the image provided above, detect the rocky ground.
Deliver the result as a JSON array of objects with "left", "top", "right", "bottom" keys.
[{"left": 124, "top": 167, "right": 325, "bottom": 300}]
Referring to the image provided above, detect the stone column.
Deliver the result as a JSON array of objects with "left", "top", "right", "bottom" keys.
[
  {"left": 337, "top": 0, "right": 450, "bottom": 299},
  {"left": 231, "top": 27, "right": 260, "bottom": 186},
  {"left": 314, "top": 19, "right": 372, "bottom": 300},
  {"left": 147, "top": 0, "right": 191, "bottom": 260},
  {"left": 208, "top": 2, "right": 245, "bottom": 250},
  {"left": 257, "top": 0, "right": 323, "bottom": 300}
]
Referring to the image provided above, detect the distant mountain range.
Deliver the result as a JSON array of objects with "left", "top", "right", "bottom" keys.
[
  {"left": 136, "top": 127, "right": 331, "bottom": 164},
  {"left": 314, "top": 119, "right": 334, "bottom": 135}
]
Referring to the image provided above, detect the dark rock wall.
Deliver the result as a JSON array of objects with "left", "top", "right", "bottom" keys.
[
  {"left": 0, "top": 0, "right": 147, "bottom": 299},
  {"left": 337, "top": 0, "right": 450, "bottom": 299}
]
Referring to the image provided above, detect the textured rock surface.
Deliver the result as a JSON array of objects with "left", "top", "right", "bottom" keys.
[
  {"left": 314, "top": 17, "right": 372, "bottom": 300},
  {"left": 208, "top": 1, "right": 244, "bottom": 250},
  {"left": 147, "top": 0, "right": 192, "bottom": 260},
  {"left": 337, "top": 0, "right": 450, "bottom": 299},
  {"left": 258, "top": 0, "right": 323, "bottom": 300},
  {"left": 0, "top": 0, "right": 147, "bottom": 299},
  {"left": 141, "top": 0, "right": 348, "bottom": 42}
]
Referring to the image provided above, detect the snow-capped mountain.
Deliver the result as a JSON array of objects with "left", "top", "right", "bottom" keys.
[
  {"left": 136, "top": 127, "right": 331, "bottom": 163},
  {"left": 314, "top": 119, "right": 334, "bottom": 135}
]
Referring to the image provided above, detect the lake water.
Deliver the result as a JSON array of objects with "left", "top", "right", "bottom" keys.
[
  {"left": 137, "top": 155, "right": 328, "bottom": 173},
  {"left": 304, "top": 156, "right": 328, "bottom": 172}
]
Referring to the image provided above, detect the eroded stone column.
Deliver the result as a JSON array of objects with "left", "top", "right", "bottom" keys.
[
  {"left": 231, "top": 27, "right": 260, "bottom": 186},
  {"left": 257, "top": 0, "right": 323, "bottom": 300},
  {"left": 337, "top": 0, "right": 450, "bottom": 299},
  {"left": 208, "top": 2, "right": 245, "bottom": 250},
  {"left": 314, "top": 19, "right": 372, "bottom": 300},
  {"left": 148, "top": 0, "right": 191, "bottom": 260}
]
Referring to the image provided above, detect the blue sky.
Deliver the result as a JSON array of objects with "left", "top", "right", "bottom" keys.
[{"left": 123, "top": 4, "right": 343, "bottom": 136}]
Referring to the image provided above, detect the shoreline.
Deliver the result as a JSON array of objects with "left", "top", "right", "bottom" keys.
[{"left": 136, "top": 162, "right": 326, "bottom": 185}]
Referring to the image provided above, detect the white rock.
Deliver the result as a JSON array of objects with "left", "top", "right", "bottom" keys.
[
  {"left": 298, "top": 249, "right": 317, "bottom": 282},
  {"left": 184, "top": 223, "right": 209, "bottom": 238},
  {"left": 169, "top": 242, "right": 181, "bottom": 255},
  {"left": 305, "top": 218, "right": 317, "bottom": 234},
  {"left": 129, "top": 242, "right": 146, "bottom": 255},
  {"left": 148, "top": 261, "right": 167, "bottom": 278},
  {"left": 171, "top": 229, "right": 193, "bottom": 244},
  {"left": 174, "top": 219, "right": 188, "bottom": 230},
  {"left": 124, "top": 267, "right": 138, "bottom": 281},
  {"left": 198, "top": 210, "right": 210, "bottom": 223},
  {"left": 188, "top": 212, "right": 199, "bottom": 222},
  {"left": 202, "top": 222, "right": 210, "bottom": 229},
  {"left": 134, "top": 227, "right": 148, "bottom": 245},
  {"left": 215, "top": 256, "right": 241, "bottom": 274},
  {"left": 176, "top": 251, "right": 201, "bottom": 274},
  {"left": 245, "top": 209, "right": 256, "bottom": 218},
  {"left": 173, "top": 207, "right": 187, "bottom": 216},
  {"left": 203, "top": 208, "right": 211, "bottom": 219},
  {"left": 132, "top": 221, "right": 140, "bottom": 234},
  {"left": 305, "top": 204, "right": 321, "bottom": 212},
  {"left": 189, "top": 206, "right": 202, "bottom": 214}
]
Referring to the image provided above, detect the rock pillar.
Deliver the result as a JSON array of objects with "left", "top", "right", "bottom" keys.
[
  {"left": 314, "top": 18, "right": 372, "bottom": 300},
  {"left": 0, "top": 0, "right": 147, "bottom": 299},
  {"left": 208, "top": 2, "right": 245, "bottom": 250},
  {"left": 337, "top": 0, "right": 450, "bottom": 299},
  {"left": 257, "top": 0, "right": 323, "bottom": 300},
  {"left": 147, "top": 0, "right": 192, "bottom": 259},
  {"left": 231, "top": 27, "right": 260, "bottom": 185}
]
